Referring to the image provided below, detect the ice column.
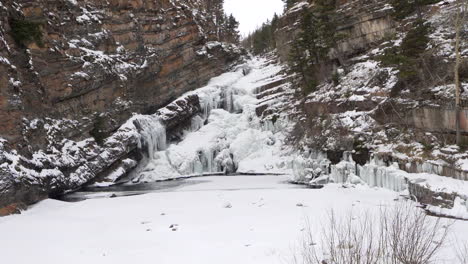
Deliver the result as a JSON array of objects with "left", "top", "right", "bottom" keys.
[
  {"left": 134, "top": 116, "right": 167, "bottom": 160},
  {"left": 359, "top": 163, "right": 407, "bottom": 192},
  {"left": 330, "top": 152, "right": 356, "bottom": 183},
  {"left": 222, "top": 86, "right": 235, "bottom": 113}
]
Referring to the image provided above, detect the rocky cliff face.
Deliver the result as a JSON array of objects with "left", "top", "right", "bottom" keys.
[
  {"left": 263, "top": 0, "right": 468, "bottom": 218},
  {"left": 275, "top": 0, "right": 396, "bottom": 64},
  {"left": 0, "top": 0, "right": 243, "bottom": 214},
  {"left": 273, "top": 0, "right": 468, "bottom": 154},
  {"left": 0, "top": 0, "right": 241, "bottom": 148},
  {"left": 253, "top": 0, "right": 468, "bottom": 183}
]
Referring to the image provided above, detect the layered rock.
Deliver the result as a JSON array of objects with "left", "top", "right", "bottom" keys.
[
  {"left": 275, "top": 0, "right": 395, "bottom": 64},
  {"left": 276, "top": 0, "right": 468, "bottom": 155},
  {"left": 0, "top": 0, "right": 242, "bottom": 148},
  {"left": 0, "top": 0, "right": 244, "bottom": 213}
]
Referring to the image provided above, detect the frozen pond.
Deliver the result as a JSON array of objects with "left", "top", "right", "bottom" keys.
[{"left": 58, "top": 174, "right": 299, "bottom": 202}]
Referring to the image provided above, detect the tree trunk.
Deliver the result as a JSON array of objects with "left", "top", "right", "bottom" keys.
[{"left": 416, "top": 0, "right": 423, "bottom": 20}]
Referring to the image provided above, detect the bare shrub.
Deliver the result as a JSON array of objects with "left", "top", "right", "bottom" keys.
[
  {"left": 294, "top": 202, "right": 452, "bottom": 264},
  {"left": 382, "top": 203, "right": 451, "bottom": 264},
  {"left": 292, "top": 219, "right": 321, "bottom": 264}
]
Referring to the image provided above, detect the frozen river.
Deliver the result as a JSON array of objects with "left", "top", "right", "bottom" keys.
[{"left": 58, "top": 174, "right": 299, "bottom": 202}]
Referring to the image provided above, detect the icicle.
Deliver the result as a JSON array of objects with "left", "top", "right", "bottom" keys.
[
  {"left": 330, "top": 153, "right": 356, "bottom": 183},
  {"left": 198, "top": 88, "right": 223, "bottom": 119},
  {"left": 292, "top": 156, "right": 308, "bottom": 182},
  {"left": 134, "top": 116, "right": 167, "bottom": 160},
  {"left": 292, "top": 151, "right": 331, "bottom": 183},
  {"left": 359, "top": 163, "right": 407, "bottom": 192},
  {"left": 222, "top": 86, "right": 235, "bottom": 113},
  {"left": 261, "top": 120, "right": 276, "bottom": 132},
  {"left": 190, "top": 115, "right": 205, "bottom": 132}
]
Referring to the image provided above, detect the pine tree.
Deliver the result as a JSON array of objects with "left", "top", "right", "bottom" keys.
[
  {"left": 288, "top": 0, "right": 339, "bottom": 94},
  {"left": 391, "top": 0, "right": 442, "bottom": 20},
  {"left": 270, "top": 13, "right": 280, "bottom": 49},
  {"left": 241, "top": 13, "right": 281, "bottom": 54},
  {"left": 226, "top": 14, "right": 240, "bottom": 43},
  {"left": 205, "top": 0, "right": 240, "bottom": 44},
  {"left": 282, "top": 0, "right": 302, "bottom": 10}
]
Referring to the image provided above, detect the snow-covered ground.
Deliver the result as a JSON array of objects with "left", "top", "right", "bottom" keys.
[
  {"left": 1, "top": 175, "right": 467, "bottom": 264},
  {"left": 2, "top": 55, "right": 467, "bottom": 263}
]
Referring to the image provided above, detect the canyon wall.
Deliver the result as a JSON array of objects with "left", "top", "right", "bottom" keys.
[
  {"left": 271, "top": 0, "right": 468, "bottom": 184},
  {"left": 0, "top": 0, "right": 243, "bottom": 214},
  {"left": 275, "top": 0, "right": 396, "bottom": 64},
  {"left": 0, "top": 0, "right": 242, "bottom": 150}
]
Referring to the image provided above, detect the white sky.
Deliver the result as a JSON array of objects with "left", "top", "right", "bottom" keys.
[{"left": 224, "top": 0, "right": 285, "bottom": 37}]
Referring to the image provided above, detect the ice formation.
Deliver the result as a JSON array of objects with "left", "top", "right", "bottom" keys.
[
  {"left": 133, "top": 116, "right": 167, "bottom": 159},
  {"left": 291, "top": 151, "right": 329, "bottom": 183},
  {"left": 292, "top": 151, "right": 413, "bottom": 192},
  {"left": 128, "top": 58, "right": 293, "bottom": 183}
]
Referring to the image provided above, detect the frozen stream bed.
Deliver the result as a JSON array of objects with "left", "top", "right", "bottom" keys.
[
  {"left": 1, "top": 175, "right": 468, "bottom": 264},
  {"left": 58, "top": 174, "right": 296, "bottom": 202}
]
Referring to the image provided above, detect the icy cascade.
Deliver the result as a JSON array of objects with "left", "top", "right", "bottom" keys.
[
  {"left": 133, "top": 116, "right": 167, "bottom": 159},
  {"left": 181, "top": 146, "right": 236, "bottom": 176},
  {"left": 190, "top": 115, "right": 205, "bottom": 132},
  {"left": 292, "top": 151, "right": 330, "bottom": 183},
  {"left": 359, "top": 157, "right": 407, "bottom": 192},
  {"left": 260, "top": 117, "right": 289, "bottom": 134},
  {"left": 330, "top": 152, "right": 357, "bottom": 183},
  {"left": 328, "top": 154, "right": 407, "bottom": 192},
  {"left": 129, "top": 58, "right": 292, "bottom": 182},
  {"left": 292, "top": 152, "right": 407, "bottom": 192},
  {"left": 197, "top": 85, "right": 239, "bottom": 119},
  {"left": 199, "top": 88, "right": 222, "bottom": 119}
]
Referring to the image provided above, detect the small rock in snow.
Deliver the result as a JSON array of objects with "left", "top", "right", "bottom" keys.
[
  {"left": 223, "top": 202, "right": 232, "bottom": 208},
  {"left": 296, "top": 203, "right": 304, "bottom": 207}
]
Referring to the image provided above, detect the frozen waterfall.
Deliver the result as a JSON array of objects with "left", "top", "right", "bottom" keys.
[
  {"left": 127, "top": 58, "right": 291, "bottom": 183},
  {"left": 134, "top": 116, "right": 167, "bottom": 160}
]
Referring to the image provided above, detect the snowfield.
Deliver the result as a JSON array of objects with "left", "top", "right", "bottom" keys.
[{"left": 0, "top": 175, "right": 468, "bottom": 264}]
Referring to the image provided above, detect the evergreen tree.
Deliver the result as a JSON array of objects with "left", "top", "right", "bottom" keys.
[
  {"left": 270, "top": 13, "right": 280, "bottom": 49},
  {"left": 242, "top": 12, "right": 281, "bottom": 55},
  {"left": 288, "top": 0, "right": 339, "bottom": 94},
  {"left": 226, "top": 14, "right": 240, "bottom": 43},
  {"left": 379, "top": 19, "right": 432, "bottom": 96},
  {"left": 205, "top": 0, "right": 240, "bottom": 44},
  {"left": 391, "top": 0, "right": 442, "bottom": 20},
  {"left": 282, "top": 0, "right": 302, "bottom": 10}
]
